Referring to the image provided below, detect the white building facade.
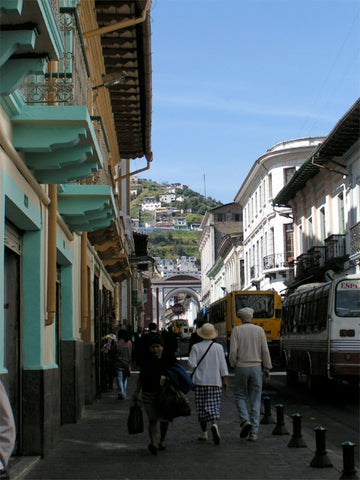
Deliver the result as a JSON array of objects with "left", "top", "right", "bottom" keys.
[
  {"left": 273, "top": 100, "right": 360, "bottom": 284},
  {"left": 199, "top": 203, "right": 243, "bottom": 307},
  {"left": 234, "top": 137, "right": 324, "bottom": 293}
]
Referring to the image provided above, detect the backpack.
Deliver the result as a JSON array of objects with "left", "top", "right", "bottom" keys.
[{"left": 115, "top": 344, "right": 131, "bottom": 369}]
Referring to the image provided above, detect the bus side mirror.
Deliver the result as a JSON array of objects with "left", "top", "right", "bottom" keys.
[{"left": 275, "top": 309, "right": 282, "bottom": 318}]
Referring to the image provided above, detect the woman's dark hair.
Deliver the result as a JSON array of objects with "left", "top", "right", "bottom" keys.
[
  {"left": 117, "top": 329, "right": 129, "bottom": 342},
  {"left": 148, "top": 334, "right": 164, "bottom": 347}
]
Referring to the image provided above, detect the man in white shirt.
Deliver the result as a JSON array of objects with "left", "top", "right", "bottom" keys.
[{"left": 229, "top": 307, "right": 272, "bottom": 442}]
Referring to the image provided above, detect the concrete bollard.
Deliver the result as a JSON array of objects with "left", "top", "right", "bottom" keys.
[
  {"left": 310, "top": 426, "right": 333, "bottom": 468},
  {"left": 288, "top": 413, "right": 307, "bottom": 448},
  {"left": 272, "top": 403, "right": 289, "bottom": 435},
  {"left": 261, "top": 396, "right": 275, "bottom": 424},
  {"left": 339, "top": 441, "right": 358, "bottom": 480}
]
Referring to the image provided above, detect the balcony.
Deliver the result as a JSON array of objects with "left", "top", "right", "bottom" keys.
[
  {"left": 263, "top": 253, "right": 290, "bottom": 271},
  {"left": 308, "top": 245, "right": 326, "bottom": 268},
  {"left": 349, "top": 222, "right": 360, "bottom": 258},
  {"left": 295, "top": 253, "right": 312, "bottom": 279},
  {"left": 325, "top": 234, "right": 347, "bottom": 261},
  {"left": 20, "top": 6, "right": 88, "bottom": 107},
  {"left": 294, "top": 235, "right": 349, "bottom": 282}
]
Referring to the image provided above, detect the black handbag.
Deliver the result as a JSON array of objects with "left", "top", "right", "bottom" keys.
[
  {"left": 127, "top": 397, "right": 144, "bottom": 434},
  {"left": 159, "top": 380, "right": 191, "bottom": 420}
]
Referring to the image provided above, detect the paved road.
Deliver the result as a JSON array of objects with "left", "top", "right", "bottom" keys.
[{"left": 14, "top": 368, "right": 358, "bottom": 480}]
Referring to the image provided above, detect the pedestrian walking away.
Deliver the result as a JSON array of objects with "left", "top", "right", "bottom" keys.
[
  {"left": 0, "top": 380, "right": 16, "bottom": 479},
  {"left": 114, "top": 329, "right": 132, "bottom": 400},
  {"left": 135, "top": 322, "right": 159, "bottom": 366},
  {"left": 132, "top": 334, "right": 177, "bottom": 455},
  {"left": 229, "top": 307, "right": 272, "bottom": 442},
  {"left": 188, "top": 323, "right": 229, "bottom": 445}
]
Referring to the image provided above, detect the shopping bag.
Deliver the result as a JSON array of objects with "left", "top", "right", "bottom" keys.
[
  {"left": 159, "top": 380, "right": 191, "bottom": 420},
  {"left": 127, "top": 397, "right": 144, "bottom": 434}
]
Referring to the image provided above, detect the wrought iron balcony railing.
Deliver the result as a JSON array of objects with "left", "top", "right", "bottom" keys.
[
  {"left": 21, "top": 8, "right": 88, "bottom": 106},
  {"left": 349, "top": 222, "right": 360, "bottom": 257},
  {"left": 307, "top": 246, "right": 326, "bottom": 268},
  {"left": 325, "top": 234, "right": 347, "bottom": 261},
  {"left": 263, "top": 253, "right": 291, "bottom": 270}
]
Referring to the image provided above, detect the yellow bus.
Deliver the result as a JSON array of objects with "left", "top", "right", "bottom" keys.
[
  {"left": 166, "top": 318, "right": 189, "bottom": 335},
  {"left": 208, "top": 290, "right": 282, "bottom": 354}
]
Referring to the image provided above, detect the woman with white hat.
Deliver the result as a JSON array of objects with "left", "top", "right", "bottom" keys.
[{"left": 188, "top": 323, "right": 229, "bottom": 445}]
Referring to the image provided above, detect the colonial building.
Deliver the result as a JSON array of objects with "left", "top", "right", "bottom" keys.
[
  {"left": 234, "top": 137, "right": 324, "bottom": 293},
  {"left": 199, "top": 203, "right": 243, "bottom": 307},
  {"left": 0, "top": 0, "right": 152, "bottom": 458},
  {"left": 273, "top": 99, "right": 360, "bottom": 287}
]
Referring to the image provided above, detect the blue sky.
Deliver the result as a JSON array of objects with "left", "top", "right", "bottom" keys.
[{"left": 136, "top": 0, "right": 360, "bottom": 204}]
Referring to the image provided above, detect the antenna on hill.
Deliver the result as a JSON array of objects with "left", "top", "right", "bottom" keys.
[{"left": 203, "top": 173, "right": 207, "bottom": 199}]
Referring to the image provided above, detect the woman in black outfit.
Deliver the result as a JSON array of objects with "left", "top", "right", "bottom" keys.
[{"left": 133, "top": 334, "right": 177, "bottom": 455}]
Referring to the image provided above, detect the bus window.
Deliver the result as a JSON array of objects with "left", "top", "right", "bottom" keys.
[
  {"left": 306, "top": 290, "right": 315, "bottom": 332},
  {"left": 335, "top": 279, "right": 360, "bottom": 317},
  {"left": 235, "top": 293, "right": 274, "bottom": 318},
  {"left": 318, "top": 285, "right": 330, "bottom": 330}
]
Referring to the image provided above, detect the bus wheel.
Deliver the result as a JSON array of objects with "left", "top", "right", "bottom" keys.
[{"left": 286, "top": 370, "right": 298, "bottom": 386}]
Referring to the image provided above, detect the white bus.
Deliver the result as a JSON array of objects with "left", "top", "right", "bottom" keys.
[{"left": 280, "top": 274, "right": 360, "bottom": 389}]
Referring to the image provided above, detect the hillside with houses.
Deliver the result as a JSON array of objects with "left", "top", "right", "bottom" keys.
[
  {"left": 130, "top": 178, "right": 222, "bottom": 263},
  {"left": 130, "top": 177, "right": 222, "bottom": 231}
]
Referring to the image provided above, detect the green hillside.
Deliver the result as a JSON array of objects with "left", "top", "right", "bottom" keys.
[
  {"left": 130, "top": 179, "right": 222, "bottom": 221},
  {"left": 130, "top": 179, "right": 222, "bottom": 260},
  {"left": 147, "top": 229, "right": 201, "bottom": 262}
]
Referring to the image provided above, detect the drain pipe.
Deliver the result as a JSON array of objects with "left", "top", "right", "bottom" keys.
[
  {"left": 83, "top": 0, "right": 151, "bottom": 39},
  {"left": 46, "top": 184, "right": 57, "bottom": 326},
  {"left": 114, "top": 155, "right": 152, "bottom": 182}
]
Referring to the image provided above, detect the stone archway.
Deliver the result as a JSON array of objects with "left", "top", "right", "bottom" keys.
[{"left": 151, "top": 274, "right": 201, "bottom": 327}]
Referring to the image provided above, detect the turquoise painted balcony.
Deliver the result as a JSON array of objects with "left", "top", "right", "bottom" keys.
[
  {"left": 0, "top": 0, "right": 63, "bottom": 61},
  {"left": 12, "top": 105, "right": 104, "bottom": 183},
  {"left": 57, "top": 184, "right": 117, "bottom": 232}
]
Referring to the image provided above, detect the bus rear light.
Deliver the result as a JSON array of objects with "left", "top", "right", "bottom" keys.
[{"left": 340, "top": 329, "right": 355, "bottom": 337}]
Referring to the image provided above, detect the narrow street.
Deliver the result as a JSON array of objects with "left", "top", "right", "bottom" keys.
[{"left": 17, "top": 367, "right": 358, "bottom": 480}]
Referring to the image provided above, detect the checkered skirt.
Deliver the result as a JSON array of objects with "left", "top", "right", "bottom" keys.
[{"left": 195, "top": 386, "right": 222, "bottom": 422}]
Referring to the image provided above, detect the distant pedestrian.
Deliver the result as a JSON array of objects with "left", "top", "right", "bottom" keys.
[
  {"left": 133, "top": 334, "right": 177, "bottom": 455},
  {"left": 229, "top": 307, "right": 272, "bottom": 442},
  {"left": 0, "top": 380, "right": 16, "bottom": 479},
  {"left": 136, "top": 322, "right": 158, "bottom": 365},
  {"left": 101, "top": 332, "right": 117, "bottom": 390},
  {"left": 188, "top": 323, "right": 228, "bottom": 445},
  {"left": 114, "top": 329, "right": 132, "bottom": 400},
  {"left": 161, "top": 325, "right": 179, "bottom": 355},
  {"left": 188, "top": 319, "right": 205, "bottom": 355}
]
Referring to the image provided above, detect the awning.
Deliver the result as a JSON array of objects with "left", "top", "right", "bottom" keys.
[
  {"left": 12, "top": 105, "right": 104, "bottom": 183},
  {"left": 57, "top": 184, "right": 116, "bottom": 232},
  {"left": 93, "top": 0, "right": 152, "bottom": 161},
  {"left": 273, "top": 99, "right": 360, "bottom": 207},
  {"left": 88, "top": 221, "right": 131, "bottom": 282}
]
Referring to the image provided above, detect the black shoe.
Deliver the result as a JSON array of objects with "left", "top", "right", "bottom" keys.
[
  {"left": 158, "top": 443, "right": 166, "bottom": 451},
  {"left": 148, "top": 444, "right": 157, "bottom": 455},
  {"left": 240, "top": 420, "right": 252, "bottom": 438},
  {"left": 211, "top": 424, "right": 221, "bottom": 445}
]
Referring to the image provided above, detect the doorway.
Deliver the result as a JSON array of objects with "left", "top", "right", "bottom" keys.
[{"left": 4, "top": 246, "right": 21, "bottom": 454}]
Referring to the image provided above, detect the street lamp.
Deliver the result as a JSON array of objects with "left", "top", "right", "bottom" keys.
[{"left": 92, "top": 71, "right": 126, "bottom": 90}]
